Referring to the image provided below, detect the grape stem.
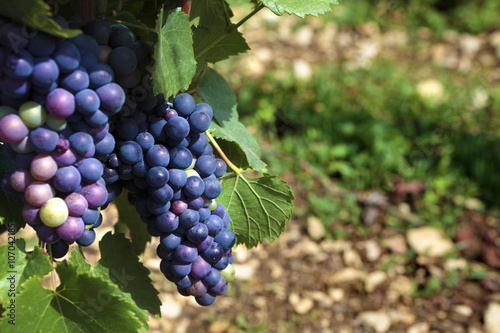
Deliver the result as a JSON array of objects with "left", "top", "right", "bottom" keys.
[
  {"left": 107, "top": 19, "right": 158, "bottom": 33},
  {"left": 205, "top": 130, "right": 240, "bottom": 176}
]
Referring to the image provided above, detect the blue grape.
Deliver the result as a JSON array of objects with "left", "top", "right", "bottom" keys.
[
  {"left": 193, "top": 102, "right": 214, "bottom": 119},
  {"left": 28, "top": 127, "right": 59, "bottom": 154},
  {"left": 53, "top": 41, "right": 81, "bottom": 73},
  {"left": 75, "top": 89, "right": 100, "bottom": 114},
  {"left": 108, "top": 46, "right": 137, "bottom": 76},
  {"left": 146, "top": 166, "right": 169, "bottom": 187},
  {"left": 82, "top": 207, "right": 100, "bottom": 225},
  {"left": 175, "top": 242, "right": 198, "bottom": 264},
  {"left": 179, "top": 209, "right": 200, "bottom": 229},
  {"left": 171, "top": 259, "right": 192, "bottom": 277},
  {"left": 84, "top": 109, "right": 108, "bottom": 127},
  {"left": 214, "top": 158, "right": 227, "bottom": 178},
  {"left": 168, "top": 146, "right": 192, "bottom": 169},
  {"left": 155, "top": 210, "right": 179, "bottom": 233},
  {"left": 118, "top": 141, "right": 142, "bottom": 164},
  {"left": 88, "top": 63, "right": 114, "bottom": 89},
  {"left": 130, "top": 42, "right": 151, "bottom": 68},
  {"left": 187, "top": 133, "right": 208, "bottom": 156},
  {"left": 3, "top": 50, "right": 34, "bottom": 79},
  {"left": 195, "top": 155, "right": 216, "bottom": 177},
  {"left": 214, "top": 228, "right": 236, "bottom": 251},
  {"left": 203, "top": 178, "right": 222, "bottom": 200},
  {"left": 69, "top": 132, "right": 93, "bottom": 155},
  {"left": 204, "top": 215, "right": 223, "bottom": 237},
  {"left": 60, "top": 67, "right": 89, "bottom": 93},
  {"left": 150, "top": 183, "right": 174, "bottom": 203},
  {"left": 50, "top": 239, "right": 69, "bottom": 258},
  {"left": 203, "top": 267, "right": 222, "bottom": 287},
  {"left": 109, "top": 24, "right": 134, "bottom": 48},
  {"left": 27, "top": 33, "right": 56, "bottom": 57},
  {"left": 132, "top": 159, "right": 149, "bottom": 177},
  {"left": 165, "top": 116, "right": 190, "bottom": 140},
  {"left": 146, "top": 198, "right": 170, "bottom": 215},
  {"left": 76, "top": 228, "right": 96, "bottom": 246},
  {"left": 145, "top": 144, "right": 169, "bottom": 167},
  {"left": 189, "top": 111, "right": 211, "bottom": 133},
  {"left": 187, "top": 223, "right": 209, "bottom": 244},
  {"left": 148, "top": 117, "right": 167, "bottom": 141},
  {"left": 173, "top": 93, "right": 195, "bottom": 117},
  {"left": 115, "top": 118, "right": 139, "bottom": 141},
  {"left": 31, "top": 57, "right": 59, "bottom": 87},
  {"left": 52, "top": 166, "right": 81, "bottom": 193},
  {"left": 135, "top": 132, "right": 154, "bottom": 151},
  {"left": 77, "top": 158, "right": 103, "bottom": 183},
  {"left": 96, "top": 83, "right": 125, "bottom": 114},
  {"left": 83, "top": 19, "right": 111, "bottom": 45},
  {"left": 0, "top": 76, "right": 31, "bottom": 99},
  {"left": 160, "top": 232, "right": 183, "bottom": 250},
  {"left": 183, "top": 176, "right": 205, "bottom": 198}
]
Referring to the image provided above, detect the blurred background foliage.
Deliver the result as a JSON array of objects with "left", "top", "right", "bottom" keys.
[{"left": 216, "top": 0, "right": 500, "bottom": 239}]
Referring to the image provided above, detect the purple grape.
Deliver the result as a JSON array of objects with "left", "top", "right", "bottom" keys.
[
  {"left": 46, "top": 88, "right": 75, "bottom": 118},
  {"left": 10, "top": 169, "right": 34, "bottom": 192},
  {"left": 36, "top": 224, "right": 60, "bottom": 243},
  {"left": 201, "top": 242, "right": 224, "bottom": 264},
  {"left": 22, "top": 203, "right": 42, "bottom": 226},
  {"left": 79, "top": 182, "right": 107, "bottom": 208},
  {"left": 95, "top": 83, "right": 125, "bottom": 114},
  {"left": 174, "top": 242, "right": 198, "bottom": 264},
  {"left": 24, "top": 182, "right": 55, "bottom": 207},
  {"left": 187, "top": 280, "right": 207, "bottom": 297},
  {"left": 195, "top": 292, "right": 217, "bottom": 306},
  {"left": 65, "top": 193, "right": 88, "bottom": 217},
  {"left": 108, "top": 46, "right": 137, "bottom": 76},
  {"left": 0, "top": 113, "right": 29, "bottom": 143},
  {"left": 30, "top": 153, "right": 58, "bottom": 181},
  {"left": 52, "top": 165, "right": 81, "bottom": 193},
  {"left": 56, "top": 216, "right": 85, "bottom": 242}
]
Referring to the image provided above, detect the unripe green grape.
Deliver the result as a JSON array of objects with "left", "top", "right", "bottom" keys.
[
  {"left": 0, "top": 106, "right": 16, "bottom": 119},
  {"left": 185, "top": 169, "right": 200, "bottom": 178},
  {"left": 209, "top": 200, "right": 217, "bottom": 211},
  {"left": 221, "top": 263, "right": 235, "bottom": 282},
  {"left": 11, "top": 136, "right": 33, "bottom": 153},
  {"left": 18, "top": 101, "right": 47, "bottom": 128},
  {"left": 46, "top": 114, "right": 67, "bottom": 131},
  {"left": 40, "top": 197, "right": 69, "bottom": 227}
]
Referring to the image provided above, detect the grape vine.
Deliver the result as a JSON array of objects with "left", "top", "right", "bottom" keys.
[{"left": 0, "top": 0, "right": 336, "bottom": 330}]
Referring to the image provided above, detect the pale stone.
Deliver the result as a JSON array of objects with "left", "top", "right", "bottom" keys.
[
  {"left": 343, "top": 248, "right": 363, "bottom": 268},
  {"left": 365, "top": 271, "right": 387, "bottom": 293},
  {"left": 444, "top": 258, "right": 468, "bottom": 271},
  {"left": 459, "top": 34, "right": 482, "bottom": 54},
  {"left": 293, "top": 59, "right": 312, "bottom": 79},
  {"left": 306, "top": 290, "right": 333, "bottom": 308},
  {"left": 307, "top": 216, "right": 326, "bottom": 241},
  {"left": 407, "top": 227, "right": 455, "bottom": 257},
  {"left": 289, "top": 292, "right": 314, "bottom": 315},
  {"left": 417, "top": 79, "right": 444, "bottom": 102},
  {"left": 383, "top": 235, "right": 408, "bottom": 254},
  {"left": 484, "top": 302, "right": 500, "bottom": 333},
  {"left": 388, "top": 307, "right": 415, "bottom": 324},
  {"left": 365, "top": 240, "right": 382, "bottom": 261},
  {"left": 160, "top": 299, "right": 182, "bottom": 319},
  {"left": 328, "top": 268, "right": 366, "bottom": 284},
  {"left": 407, "top": 322, "right": 430, "bottom": 333},
  {"left": 453, "top": 304, "right": 473, "bottom": 317},
  {"left": 233, "top": 262, "right": 257, "bottom": 281},
  {"left": 356, "top": 311, "right": 392, "bottom": 333},
  {"left": 388, "top": 276, "right": 413, "bottom": 302},
  {"left": 321, "top": 240, "right": 352, "bottom": 253},
  {"left": 329, "top": 288, "right": 345, "bottom": 302}
]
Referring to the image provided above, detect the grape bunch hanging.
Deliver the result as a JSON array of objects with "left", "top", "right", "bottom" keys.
[{"left": 0, "top": 17, "right": 235, "bottom": 306}]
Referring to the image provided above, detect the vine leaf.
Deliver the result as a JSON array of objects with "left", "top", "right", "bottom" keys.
[
  {"left": 0, "top": 0, "right": 80, "bottom": 38},
  {"left": 261, "top": 0, "right": 338, "bottom": 17},
  {"left": 114, "top": 191, "right": 151, "bottom": 255},
  {"left": 197, "top": 67, "right": 266, "bottom": 172},
  {"left": 219, "top": 174, "right": 294, "bottom": 248},
  {"left": 70, "top": 233, "right": 161, "bottom": 330},
  {"left": 153, "top": 7, "right": 197, "bottom": 97},
  {"left": 0, "top": 241, "right": 53, "bottom": 306},
  {"left": 0, "top": 262, "right": 143, "bottom": 332}
]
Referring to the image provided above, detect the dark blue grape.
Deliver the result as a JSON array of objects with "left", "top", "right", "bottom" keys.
[
  {"left": 160, "top": 232, "right": 183, "bottom": 250},
  {"left": 203, "top": 268, "right": 222, "bottom": 287},
  {"left": 108, "top": 46, "right": 137, "bottom": 76},
  {"left": 50, "top": 239, "right": 69, "bottom": 258},
  {"left": 76, "top": 228, "right": 96, "bottom": 246},
  {"left": 75, "top": 89, "right": 100, "bottom": 114},
  {"left": 187, "top": 196, "right": 204, "bottom": 210},
  {"left": 196, "top": 235, "right": 213, "bottom": 252},
  {"left": 3, "top": 50, "right": 34, "bottom": 79},
  {"left": 135, "top": 132, "right": 154, "bottom": 151},
  {"left": 175, "top": 275, "right": 194, "bottom": 289},
  {"left": 189, "top": 111, "right": 211, "bottom": 133},
  {"left": 60, "top": 67, "right": 89, "bottom": 93},
  {"left": 27, "top": 33, "right": 56, "bottom": 57},
  {"left": 187, "top": 133, "right": 208, "bottom": 156},
  {"left": 173, "top": 93, "right": 195, "bottom": 117},
  {"left": 146, "top": 144, "right": 170, "bottom": 167},
  {"left": 109, "top": 24, "right": 134, "bottom": 48},
  {"left": 84, "top": 109, "right": 109, "bottom": 127},
  {"left": 157, "top": 244, "right": 175, "bottom": 261},
  {"left": 132, "top": 159, "right": 149, "bottom": 177},
  {"left": 0, "top": 76, "right": 31, "bottom": 99},
  {"left": 118, "top": 141, "right": 142, "bottom": 164},
  {"left": 155, "top": 210, "right": 178, "bottom": 233},
  {"left": 187, "top": 223, "right": 209, "bottom": 244},
  {"left": 204, "top": 215, "right": 223, "bottom": 237},
  {"left": 193, "top": 102, "right": 213, "bottom": 119},
  {"left": 201, "top": 242, "right": 223, "bottom": 265},
  {"left": 53, "top": 40, "right": 81, "bottom": 73},
  {"left": 169, "top": 146, "right": 192, "bottom": 169},
  {"left": 69, "top": 132, "right": 93, "bottom": 155},
  {"left": 213, "top": 254, "right": 229, "bottom": 271},
  {"left": 82, "top": 208, "right": 100, "bottom": 225},
  {"left": 214, "top": 228, "right": 235, "bottom": 251},
  {"left": 171, "top": 259, "right": 192, "bottom": 277},
  {"left": 198, "top": 207, "right": 211, "bottom": 222},
  {"left": 130, "top": 42, "right": 151, "bottom": 68},
  {"left": 146, "top": 166, "right": 169, "bottom": 188},
  {"left": 52, "top": 165, "right": 81, "bottom": 193},
  {"left": 147, "top": 199, "right": 170, "bottom": 215},
  {"left": 88, "top": 63, "right": 114, "bottom": 89},
  {"left": 165, "top": 116, "right": 190, "bottom": 140},
  {"left": 31, "top": 57, "right": 59, "bottom": 87},
  {"left": 195, "top": 155, "right": 216, "bottom": 177},
  {"left": 179, "top": 209, "right": 200, "bottom": 229},
  {"left": 148, "top": 118, "right": 167, "bottom": 141},
  {"left": 211, "top": 203, "right": 226, "bottom": 218},
  {"left": 175, "top": 242, "right": 198, "bottom": 264},
  {"left": 77, "top": 158, "right": 103, "bottom": 183},
  {"left": 116, "top": 118, "right": 139, "bottom": 141},
  {"left": 96, "top": 83, "right": 125, "bottom": 114},
  {"left": 183, "top": 176, "right": 205, "bottom": 198},
  {"left": 29, "top": 127, "right": 59, "bottom": 153},
  {"left": 214, "top": 158, "right": 227, "bottom": 178},
  {"left": 83, "top": 19, "right": 111, "bottom": 45},
  {"left": 150, "top": 183, "right": 174, "bottom": 203},
  {"left": 203, "top": 178, "right": 222, "bottom": 200}
]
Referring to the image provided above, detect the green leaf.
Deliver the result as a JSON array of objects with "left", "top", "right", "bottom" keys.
[
  {"left": 0, "top": 0, "right": 80, "bottom": 39},
  {"left": 96, "top": 232, "right": 161, "bottom": 316},
  {"left": 0, "top": 263, "right": 143, "bottom": 332},
  {"left": 0, "top": 241, "right": 53, "bottom": 306},
  {"left": 193, "top": 26, "right": 249, "bottom": 64},
  {"left": 197, "top": 68, "right": 266, "bottom": 172},
  {"left": 114, "top": 192, "right": 151, "bottom": 255},
  {"left": 219, "top": 174, "right": 294, "bottom": 248},
  {"left": 153, "top": 7, "right": 196, "bottom": 97},
  {"left": 261, "top": 0, "right": 338, "bottom": 17}
]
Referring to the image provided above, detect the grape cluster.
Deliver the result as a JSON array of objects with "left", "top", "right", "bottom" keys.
[
  {"left": 110, "top": 92, "right": 236, "bottom": 306},
  {"left": 0, "top": 18, "right": 130, "bottom": 258},
  {"left": 0, "top": 18, "right": 236, "bottom": 306}
]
